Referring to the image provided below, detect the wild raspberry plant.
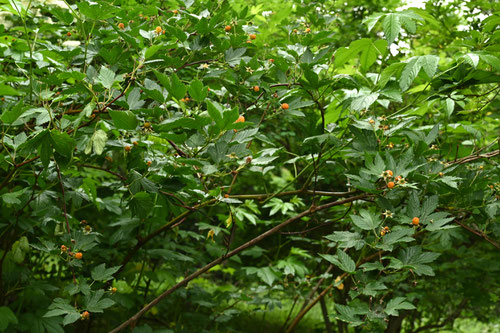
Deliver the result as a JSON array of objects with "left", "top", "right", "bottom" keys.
[{"left": 0, "top": 0, "right": 498, "bottom": 332}]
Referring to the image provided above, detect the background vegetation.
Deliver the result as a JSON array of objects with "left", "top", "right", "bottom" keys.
[{"left": 0, "top": 0, "right": 499, "bottom": 332}]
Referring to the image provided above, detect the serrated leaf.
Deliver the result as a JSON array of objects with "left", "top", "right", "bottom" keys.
[
  {"left": 351, "top": 209, "right": 381, "bottom": 230},
  {"left": 188, "top": 79, "right": 207, "bottom": 102},
  {"left": 91, "top": 264, "right": 120, "bottom": 281},
  {"left": 383, "top": 13, "right": 401, "bottom": 45},
  {"left": 96, "top": 67, "right": 118, "bottom": 89},
  {"left": 385, "top": 297, "right": 416, "bottom": 316}
]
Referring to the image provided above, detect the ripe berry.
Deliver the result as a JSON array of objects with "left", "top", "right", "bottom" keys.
[
  {"left": 80, "top": 311, "right": 90, "bottom": 320},
  {"left": 146, "top": 161, "right": 152, "bottom": 167},
  {"left": 281, "top": 103, "right": 289, "bottom": 110},
  {"left": 110, "top": 287, "right": 117, "bottom": 294},
  {"left": 269, "top": 59, "right": 274, "bottom": 63},
  {"left": 387, "top": 181, "right": 395, "bottom": 189},
  {"left": 380, "top": 230, "right": 386, "bottom": 236},
  {"left": 173, "top": 10, "right": 179, "bottom": 15},
  {"left": 125, "top": 146, "right": 132, "bottom": 152},
  {"left": 253, "top": 86, "right": 260, "bottom": 92},
  {"left": 369, "top": 119, "right": 375, "bottom": 124},
  {"left": 133, "top": 141, "right": 139, "bottom": 146},
  {"left": 438, "top": 172, "right": 444, "bottom": 177},
  {"left": 118, "top": 22, "right": 125, "bottom": 30},
  {"left": 412, "top": 217, "right": 420, "bottom": 225},
  {"left": 75, "top": 252, "right": 83, "bottom": 260},
  {"left": 224, "top": 194, "right": 229, "bottom": 198},
  {"left": 249, "top": 34, "right": 257, "bottom": 40},
  {"left": 155, "top": 26, "right": 162, "bottom": 34},
  {"left": 66, "top": 32, "right": 71, "bottom": 36},
  {"left": 305, "top": 28, "right": 311, "bottom": 33},
  {"left": 224, "top": 25, "right": 232, "bottom": 32},
  {"left": 246, "top": 40, "right": 252, "bottom": 44},
  {"left": 386, "top": 170, "right": 393, "bottom": 177},
  {"left": 235, "top": 115, "right": 245, "bottom": 123},
  {"left": 61, "top": 245, "right": 68, "bottom": 252}
]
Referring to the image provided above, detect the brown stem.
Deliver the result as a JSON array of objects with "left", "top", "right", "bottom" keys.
[
  {"left": 454, "top": 220, "right": 500, "bottom": 249},
  {"left": 109, "top": 194, "right": 368, "bottom": 332}
]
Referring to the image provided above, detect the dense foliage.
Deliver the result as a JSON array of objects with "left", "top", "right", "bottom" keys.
[{"left": 0, "top": 0, "right": 499, "bottom": 332}]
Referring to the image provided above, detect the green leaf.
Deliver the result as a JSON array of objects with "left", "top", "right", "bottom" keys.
[
  {"left": 109, "top": 110, "right": 138, "bottom": 130},
  {"left": 351, "top": 209, "right": 381, "bottom": 230},
  {"left": 1, "top": 101, "right": 27, "bottom": 124},
  {"left": 2, "top": 188, "right": 26, "bottom": 205},
  {"left": 400, "top": 55, "right": 439, "bottom": 91},
  {"left": 383, "top": 13, "right": 401, "bottom": 45},
  {"left": 0, "top": 84, "right": 22, "bottom": 96},
  {"left": 206, "top": 100, "right": 223, "bottom": 129},
  {"left": 0, "top": 306, "right": 18, "bottom": 331},
  {"left": 385, "top": 297, "right": 416, "bottom": 316},
  {"left": 91, "top": 264, "right": 120, "bottom": 281},
  {"left": 334, "top": 39, "right": 387, "bottom": 71},
  {"left": 188, "top": 79, "right": 207, "bottom": 102},
  {"left": 50, "top": 130, "right": 76, "bottom": 157},
  {"left": 167, "top": 73, "right": 186, "bottom": 100},
  {"left": 96, "top": 66, "right": 119, "bottom": 89},
  {"left": 84, "top": 290, "right": 115, "bottom": 313},
  {"left": 319, "top": 249, "right": 356, "bottom": 273},
  {"left": 256, "top": 267, "right": 278, "bottom": 286},
  {"left": 363, "top": 13, "right": 384, "bottom": 32},
  {"left": 85, "top": 130, "right": 108, "bottom": 155}
]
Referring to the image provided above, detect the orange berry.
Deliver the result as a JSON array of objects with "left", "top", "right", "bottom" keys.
[
  {"left": 111, "top": 287, "right": 117, "bottom": 293},
  {"left": 380, "top": 230, "right": 386, "bottom": 236},
  {"left": 253, "top": 86, "right": 260, "bottom": 92},
  {"left": 74, "top": 252, "right": 83, "bottom": 260},
  {"left": 125, "top": 146, "right": 132, "bottom": 152},
  {"left": 80, "top": 311, "right": 90, "bottom": 320},
  {"left": 235, "top": 115, "right": 245, "bottom": 123},
  {"left": 246, "top": 156, "right": 252, "bottom": 164},
  {"left": 61, "top": 245, "right": 67, "bottom": 252},
  {"left": 224, "top": 194, "right": 229, "bottom": 198},
  {"left": 387, "top": 181, "right": 395, "bottom": 189},
  {"left": 412, "top": 217, "right": 420, "bottom": 226},
  {"left": 173, "top": 10, "right": 179, "bottom": 15},
  {"left": 207, "top": 87, "right": 211, "bottom": 91},
  {"left": 438, "top": 172, "right": 444, "bottom": 177},
  {"left": 293, "top": 29, "right": 298, "bottom": 33},
  {"left": 146, "top": 161, "right": 152, "bottom": 166},
  {"left": 305, "top": 28, "right": 311, "bottom": 33},
  {"left": 133, "top": 141, "right": 139, "bottom": 146},
  {"left": 269, "top": 59, "right": 274, "bottom": 63},
  {"left": 224, "top": 25, "right": 232, "bottom": 32},
  {"left": 66, "top": 32, "right": 71, "bottom": 36},
  {"left": 369, "top": 119, "right": 375, "bottom": 124},
  {"left": 281, "top": 103, "right": 289, "bottom": 110},
  {"left": 249, "top": 33, "right": 257, "bottom": 40},
  {"left": 118, "top": 22, "right": 125, "bottom": 30},
  {"left": 162, "top": 30, "right": 165, "bottom": 34},
  {"left": 155, "top": 26, "right": 162, "bottom": 34},
  {"left": 387, "top": 170, "right": 393, "bottom": 177}
]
